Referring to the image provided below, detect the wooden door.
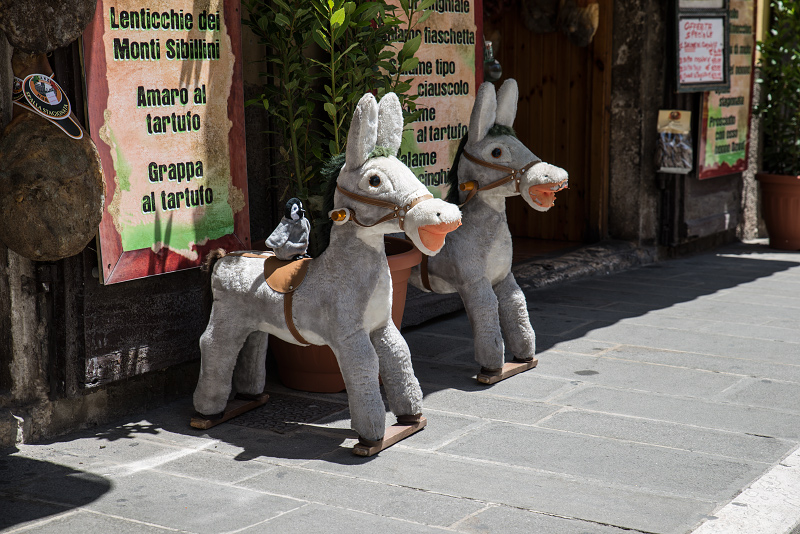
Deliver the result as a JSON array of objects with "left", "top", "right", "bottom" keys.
[{"left": 487, "top": 0, "right": 612, "bottom": 243}]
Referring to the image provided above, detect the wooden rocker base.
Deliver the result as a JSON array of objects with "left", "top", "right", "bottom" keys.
[
  {"left": 477, "top": 358, "right": 538, "bottom": 385},
  {"left": 190, "top": 393, "right": 270, "bottom": 430},
  {"left": 352, "top": 416, "right": 428, "bottom": 457}
]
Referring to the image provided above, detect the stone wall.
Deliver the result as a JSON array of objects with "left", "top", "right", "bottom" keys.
[{"left": 608, "top": 0, "right": 667, "bottom": 247}]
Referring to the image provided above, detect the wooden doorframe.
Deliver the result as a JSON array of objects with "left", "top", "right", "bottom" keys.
[{"left": 587, "top": 0, "right": 614, "bottom": 242}]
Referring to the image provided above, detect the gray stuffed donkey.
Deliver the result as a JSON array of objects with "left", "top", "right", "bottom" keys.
[
  {"left": 409, "top": 79, "right": 568, "bottom": 383},
  {"left": 193, "top": 92, "right": 462, "bottom": 449}
]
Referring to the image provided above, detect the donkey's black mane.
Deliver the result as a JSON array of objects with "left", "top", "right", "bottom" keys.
[
  {"left": 445, "top": 134, "right": 470, "bottom": 204},
  {"left": 315, "top": 147, "right": 395, "bottom": 255},
  {"left": 444, "top": 124, "right": 518, "bottom": 205}
]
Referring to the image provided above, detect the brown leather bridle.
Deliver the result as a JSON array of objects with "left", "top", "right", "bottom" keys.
[
  {"left": 457, "top": 150, "right": 542, "bottom": 207},
  {"left": 332, "top": 185, "right": 434, "bottom": 232}
]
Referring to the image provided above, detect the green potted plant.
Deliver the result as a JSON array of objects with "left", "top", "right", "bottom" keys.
[
  {"left": 242, "top": 0, "right": 433, "bottom": 391},
  {"left": 755, "top": 0, "right": 800, "bottom": 250}
]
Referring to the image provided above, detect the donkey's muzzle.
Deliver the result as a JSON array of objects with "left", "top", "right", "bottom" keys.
[
  {"left": 418, "top": 220, "right": 462, "bottom": 252},
  {"left": 528, "top": 180, "right": 568, "bottom": 209}
]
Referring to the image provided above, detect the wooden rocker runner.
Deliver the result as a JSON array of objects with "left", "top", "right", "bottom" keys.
[
  {"left": 476, "top": 359, "right": 538, "bottom": 385},
  {"left": 190, "top": 393, "right": 270, "bottom": 430},
  {"left": 353, "top": 416, "right": 427, "bottom": 457}
]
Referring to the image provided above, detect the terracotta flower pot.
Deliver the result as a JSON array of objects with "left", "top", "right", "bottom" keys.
[
  {"left": 270, "top": 236, "right": 422, "bottom": 392},
  {"left": 756, "top": 173, "right": 800, "bottom": 251}
]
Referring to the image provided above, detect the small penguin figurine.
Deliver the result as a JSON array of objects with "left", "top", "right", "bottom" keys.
[{"left": 266, "top": 197, "right": 311, "bottom": 260}]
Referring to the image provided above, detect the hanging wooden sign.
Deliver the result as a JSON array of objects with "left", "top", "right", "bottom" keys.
[
  {"left": 84, "top": 0, "right": 250, "bottom": 284},
  {"left": 697, "top": 0, "right": 755, "bottom": 179},
  {"left": 390, "top": 0, "right": 483, "bottom": 199}
]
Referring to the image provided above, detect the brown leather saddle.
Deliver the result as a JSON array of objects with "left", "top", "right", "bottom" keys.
[{"left": 227, "top": 252, "right": 313, "bottom": 345}]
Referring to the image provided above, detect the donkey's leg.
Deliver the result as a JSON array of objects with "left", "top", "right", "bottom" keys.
[
  {"left": 232, "top": 331, "right": 269, "bottom": 397},
  {"left": 494, "top": 272, "right": 536, "bottom": 361},
  {"left": 193, "top": 309, "right": 253, "bottom": 416},
  {"left": 370, "top": 324, "right": 423, "bottom": 420},
  {"left": 330, "top": 331, "right": 386, "bottom": 442},
  {"left": 458, "top": 278, "right": 505, "bottom": 370}
]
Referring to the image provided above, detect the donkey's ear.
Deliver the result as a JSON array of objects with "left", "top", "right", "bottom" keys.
[
  {"left": 467, "top": 82, "right": 496, "bottom": 147},
  {"left": 495, "top": 79, "right": 518, "bottom": 128},
  {"left": 345, "top": 93, "right": 379, "bottom": 170},
  {"left": 376, "top": 92, "right": 403, "bottom": 155}
]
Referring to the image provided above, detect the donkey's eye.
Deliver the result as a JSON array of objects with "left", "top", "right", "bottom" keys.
[
  {"left": 491, "top": 148, "right": 502, "bottom": 158},
  {"left": 369, "top": 175, "right": 381, "bottom": 187}
]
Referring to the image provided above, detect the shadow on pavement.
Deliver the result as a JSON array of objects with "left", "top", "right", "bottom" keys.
[{"left": 0, "top": 448, "right": 111, "bottom": 531}]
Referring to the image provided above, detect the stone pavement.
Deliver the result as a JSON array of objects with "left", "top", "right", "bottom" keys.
[{"left": 3, "top": 240, "right": 800, "bottom": 534}]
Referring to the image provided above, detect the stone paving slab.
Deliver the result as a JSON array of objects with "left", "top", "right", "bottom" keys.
[
  {"left": 538, "top": 409, "right": 797, "bottom": 464},
  {"left": 533, "top": 350, "right": 743, "bottom": 398},
  {"left": 0, "top": 498, "right": 72, "bottom": 532},
  {"left": 85, "top": 469, "right": 301, "bottom": 533},
  {"left": 3, "top": 241, "right": 800, "bottom": 534},
  {"left": 438, "top": 422, "right": 766, "bottom": 500},
  {"left": 156, "top": 448, "right": 277, "bottom": 483},
  {"left": 580, "top": 321, "right": 800, "bottom": 362},
  {"left": 455, "top": 505, "right": 648, "bottom": 534},
  {"left": 304, "top": 448, "right": 710, "bottom": 534},
  {"left": 420, "top": 389, "right": 560, "bottom": 425},
  {"left": 719, "top": 378, "right": 800, "bottom": 413},
  {"left": 8, "top": 511, "right": 175, "bottom": 534},
  {"left": 556, "top": 385, "right": 800, "bottom": 440},
  {"left": 237, "top": 465, "right": 486, "bottom": 527},
  {"left": 603, "top": 345, "right": 800, "bottom": 384},
  {"left": 237, "top": 502, "right": 452, "bottom": 534}
]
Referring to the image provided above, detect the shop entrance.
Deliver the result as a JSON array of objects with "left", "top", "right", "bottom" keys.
[{"left": 486, "top": 0, "right": 613, "bottom": 259}]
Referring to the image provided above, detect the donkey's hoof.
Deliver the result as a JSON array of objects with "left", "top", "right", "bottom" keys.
[
  {"left": 358, "top": 436, "right": 385, "bottom": 448},
  {"left": 353, "top": 416, "right": 428, "bottom": 457},
  {"left": 235, "top": 392, "right": 262, "bottom": 401},
  {"left": 397, "top": 413, "right": 423, "bottom": 425},
  {"left": 194, "top": 410, "right": 225, "bottom": 421},
  {"left": 479, "top": 366, "right": 503, "bottom": 377}
]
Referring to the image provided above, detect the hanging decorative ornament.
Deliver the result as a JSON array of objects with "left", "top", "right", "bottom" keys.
[
  {"left": 0, "top": 51, "right": 105, "bottom": 262},
  {"left": 521, "top": 0, "right": 559, "bottom": 33},
  {"left": 557, "top": 0, "right": 600, "bottom": 47},
  {"left": 484, "top": 40, "right": 503, "bottom": 82},
  {"left": 15, "top": 74, "right": 84, "bottom": 140},
  {"left": 0, "top": 0, "right": 97, "bottom": 54}
]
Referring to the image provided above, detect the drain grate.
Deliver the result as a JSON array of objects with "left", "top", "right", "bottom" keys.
[{"left": 227, "top": 392, "right": 348, "bottom": 434}]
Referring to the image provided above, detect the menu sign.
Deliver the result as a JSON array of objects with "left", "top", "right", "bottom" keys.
[
  {"left": 677, "top": 14, "right": 729, "bottom": 92},
  {"left": 698, "top": 0, "right": 755, "bottom": 179},
  {"left": 390, "top": 0, "right": 482, "bottom": 198},
  {"left": 84, "top": 0, "right": 250, "bottom": 284},
  {"left": 679, "top": 0, "right": 726, "bottom": 8}
]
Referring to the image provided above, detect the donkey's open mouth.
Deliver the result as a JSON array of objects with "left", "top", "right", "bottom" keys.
[
  {"left": 417, "top": 220, "right": 462, "bottom": 252},
  {"left": 528, "top": 180, "right": 568, "bottom": 209}
]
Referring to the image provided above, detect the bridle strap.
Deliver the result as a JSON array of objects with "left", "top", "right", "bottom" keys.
[
  {"left": 458, "top": 150, "right": 541, "bottom": 207},
  {"left": 335, "top": 185, "right": 433, "bottom": 231}
]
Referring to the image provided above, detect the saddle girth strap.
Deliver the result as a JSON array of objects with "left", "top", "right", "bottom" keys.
[
  {"left": 420, "top": 254, "right": 433, "bottom": 292},
  {"left": 335, "top": 185, "right": 433, "bottom": 231},
  {"left": 458, "top": 151, "right": 541, "bottom": 207},
  {"left": 225, "top": 251, "right": 311, "bottom": 346},
  {"left": 283, "top": 291, "right": 310, "bottom": 345}
]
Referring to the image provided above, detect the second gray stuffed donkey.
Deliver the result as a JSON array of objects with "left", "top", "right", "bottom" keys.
[
  {"left": 193, "top": 92, "right": 462, "bottom": 446},
  {"left": 409, "top": 79, "right": 568, "bottom": 380}
]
